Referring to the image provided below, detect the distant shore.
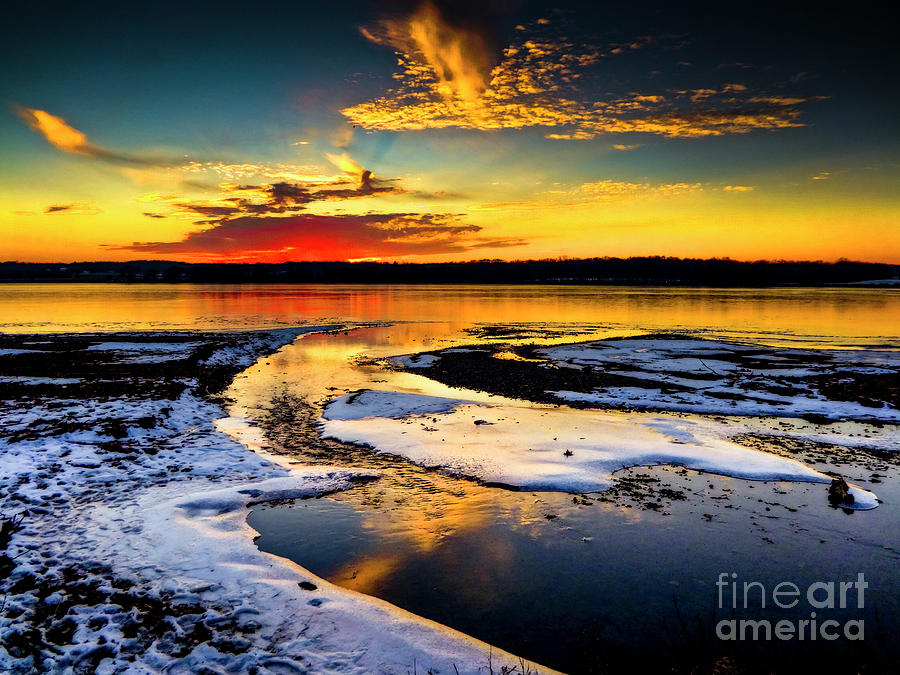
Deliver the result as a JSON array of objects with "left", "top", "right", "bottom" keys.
[{"left": 1, "top": 257, "right": 897, "bottom": 287}]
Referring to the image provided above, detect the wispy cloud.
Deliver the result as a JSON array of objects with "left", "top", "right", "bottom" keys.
[
  {"left": 43, "top": 201, "right": 102, "bottom": 215},
  {"left": 17, "top": 107, "right": 183, "bottom": 167},
  {"left": 16, "top": 109, "right": 390, "bottom": 197},
  {"left": 472, "top": 176, "right": 765, "bottom": 211},
  {"left": 360, "top": 1, "right": 494, "bottom": 121},
  {"left": 581, "top": 180, "right": 702, "bottom": 197},
  {"left": 324, "top": 152, "right": 377, "bottom": 190}
]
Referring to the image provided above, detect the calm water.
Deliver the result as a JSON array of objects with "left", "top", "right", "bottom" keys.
[{"left": 0, "top": 283, "right": 898, "bottom": 348}]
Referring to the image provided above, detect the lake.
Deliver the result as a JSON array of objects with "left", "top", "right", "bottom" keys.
[{"left": 1, "top": 284, "right": 898, "bottom": 349}]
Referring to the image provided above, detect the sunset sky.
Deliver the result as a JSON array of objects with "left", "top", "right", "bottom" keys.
[{"left": 2, "top": 0, "right": 898, "bottom": 263}]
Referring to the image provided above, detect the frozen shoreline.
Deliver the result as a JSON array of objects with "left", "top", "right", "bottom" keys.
[
  {"left": 322, "top": 390, "right": 879, "bottom": 509},
  {"left": 321, "top": 333, "right": 900, "bottom": 511},
  {"left": 0, "top": 328, "right": 556, "bottom": 674}
]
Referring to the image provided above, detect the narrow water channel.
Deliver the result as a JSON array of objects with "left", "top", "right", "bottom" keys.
[{"left": 229, "top": 323, "right": 900, "bottom": 673}]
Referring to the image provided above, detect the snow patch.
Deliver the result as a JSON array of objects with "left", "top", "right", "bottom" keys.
[
  {"left": 0, "top": 376, "right": 83, "bottom": 385},
  {"left": 536, "top": 337, "right": 900, "bottom": 421},
  {"left": 85, "top": 341, "right": 202, "bottom": 352},
  {"left": 321, "top": 390, "right": 878, "bottom": 509},
  {"left": 393, "top": 353, "right": 441, "bottom": 368},
  {"left": 323, "top": 389, "right": 483, "bottom": 421}
]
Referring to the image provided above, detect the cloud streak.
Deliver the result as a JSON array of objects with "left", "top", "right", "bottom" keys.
[
  {"left": 43, "top": 201, "right": 102, "bottom": 215},
  {"left": 17, "top": 107, "right": 183, "bottom": 166}
]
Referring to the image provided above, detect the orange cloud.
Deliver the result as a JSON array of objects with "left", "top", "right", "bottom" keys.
[
  {"left": 17, "top": 106, "right": 185, "bottom": 167},
  {"left": 324, "top": 152, "right": 377, "bottom": 190},
  {"left": 113, "top": 212, "right": 524, "bottom": 262},
  {"left": 325, "top": 152, "right": 365, "bottom": 178},
  {"left": 343, "top": 15, "right": 817, "bottom": 140},
  {"left": 18, "top": 108, "right": 90, "bottom": 154},
  {"left": 581, "top": 180, "right": 702, "bottom": 197},
  {"left": 407, "top": 2, "right": 490, "bottom": 108}
]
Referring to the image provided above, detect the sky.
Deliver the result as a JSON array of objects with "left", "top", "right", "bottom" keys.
[{"left": 1, "top": 0, "right": 898, "bottom": 264}]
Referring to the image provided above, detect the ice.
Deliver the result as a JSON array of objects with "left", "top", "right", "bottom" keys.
[
  {"left": 0, "top": 376, "right": 82, "bottom": 385},
  {"left": 535, "top": 337, "right": 900, "bottom": 422},
  {"left": 323, "top": 389, "right": 483, "bottom": 421},
  {"left": 394, "top": 353, "right": 441, "bottom": 368},
  {"left": 550, "top": 387, "right": 899, "bottom": 421},
  {"left": 85, "top": 341, "right": 202, "bottom": 352},
  {"left": 321, "top": 390, "right": 879, "bottom": 509}
]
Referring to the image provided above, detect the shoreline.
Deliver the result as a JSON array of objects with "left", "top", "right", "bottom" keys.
[
  {"left": 0, "top": 328, "right": 557, "bottom": 674},
  {"left": 3, "top": 323, "right": 899, "bottom": 673}
]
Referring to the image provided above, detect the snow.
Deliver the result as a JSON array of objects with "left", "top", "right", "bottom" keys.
[
  {"left": 393, "top": 353, "right": 441, "bottom": 368},
  {"left": 846, "top": 485, "right": 879, "bottom": 509},
  {"left": 81, "top": 341, "right": 203, "bottom": 364},
  {"left": 3, "top": 326, "right": 893, "bottom": 672},
  {"left": 321, "top": 390, "right": 879, "bottom": 509},
  {"left": 550, "top": 387, "right": 899, "bottom": 421},
  {"left": 85, "top": 341, "right": 202, "bottom": 352},
  {"left": 323, "top": 389, "right": 483, "bottom": 421},
  {"left": 0, "top": 376, "right": 82, "bottom": 385},
  {"left": 843, "top": 278, "right": 900, "bottom": 286},
  {"left": 0, "top": 329, "right": 552, "bottom": 674},
  {"left": 535, "top": 338, "right": 900, "bottom": 421}
]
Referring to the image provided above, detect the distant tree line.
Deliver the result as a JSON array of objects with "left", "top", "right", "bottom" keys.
[{"left": 0, "top": 258, "right": 896, "bottom": 286}]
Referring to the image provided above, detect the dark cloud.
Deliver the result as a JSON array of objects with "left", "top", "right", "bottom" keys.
[
  {"left": 43, "top": 201, "right": 102, "bottom": 215},
  {"left": 269, "top": 182, "right": 315, "bottom": 204},
  {"left": 142, "top": 212, "right": 166, "bottom": 218},
  {"left": 360, "top": 169, "right": 374, "bottom": 191},
  {"left": 113, "top": 212, "right": 525, "bottom": 261},
  {"left": 164, "top": 179, "right": 407, "bottom": 223},
  {"left": 174, "top": 203, "right": 243, "bottom": 217}
]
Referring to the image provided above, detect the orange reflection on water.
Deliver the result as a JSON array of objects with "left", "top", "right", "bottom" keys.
[
  {"left": 0, "top": 283, "right": 898, "bottom": 348},
  {"left": 327, "top": 488, "right": 546, "bottom": 596}
]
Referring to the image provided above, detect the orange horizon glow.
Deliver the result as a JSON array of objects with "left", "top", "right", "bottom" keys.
[{"left": 4, "top": 5, "right": 898, "bottom": 267}]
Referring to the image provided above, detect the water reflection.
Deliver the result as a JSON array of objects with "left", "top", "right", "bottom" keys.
[
  {"left": 2, "top": 283, "right": 898, "bottom": 348},
  {"left": 232, "top": 320, "right": 900, "bottom": 672}
]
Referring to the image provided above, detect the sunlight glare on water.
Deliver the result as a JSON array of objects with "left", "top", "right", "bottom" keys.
[{"left": 1, "top": 283, "right": 898, "bottom": 348}]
